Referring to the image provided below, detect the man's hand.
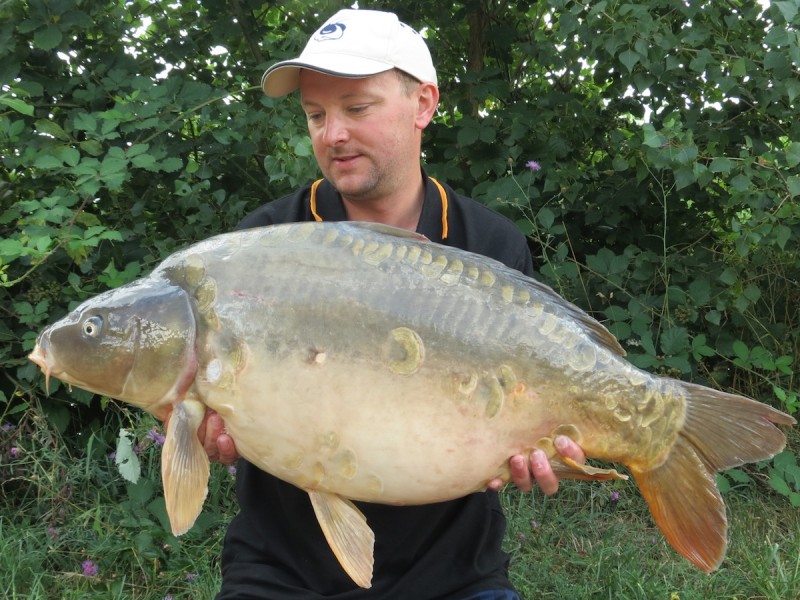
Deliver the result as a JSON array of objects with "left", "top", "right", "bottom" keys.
[
  {"left": 198, "top": 409, "right": 239, "bottom": 465},
  {"left": 487, "top": 435, "right": 585, "bottom": 496}
]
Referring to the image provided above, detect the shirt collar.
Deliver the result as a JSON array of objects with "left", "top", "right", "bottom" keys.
[{"left": 308, "top": 171, "right": 449, "bottom": 241}]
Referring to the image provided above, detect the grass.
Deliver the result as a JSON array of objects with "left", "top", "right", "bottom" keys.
[
  {"left": 1, "top": 401, "right": 798, "bottom": 599},
  {"left": 501, "top": 474, "right": 800, "bottom": 599}
]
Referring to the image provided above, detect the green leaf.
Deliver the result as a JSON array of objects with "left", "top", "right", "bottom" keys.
[
  {"left": 691, "top": 334, "right": 715, "bottom": 358},
  {"left": 742, "top": 284, "right": 761, "bottom": 303},
  {"left": 59, "top": 147, "right": 81, "bottom": 167},
  {"left": 773, "top": 224, "right": 791, "bottom": 249},
  {"left": 732, "top": 340, "right": 749, "bottom": 361},
  {"left": 688, "top": 278, "right": 711, "bottom": 305},
  {"left": 773, "top": 451, "right": 797, "bottom": 471},
  {"left": 603, "top": 305, "right": 630, "bottom": 322},
  {"left": 0, "top": 96, "right": 34, "bottom": 116},
  {"left": 33, "top": 154, "right": 63, "bottom": 169},
  {"left": 660, "top": 326, "right": 689, "bottom": 355},
  {"left": 33, "top": 24, "right": 62, "bottom": 50},
  {"left": 537, "top": 207, "right": 555, "bottom": 230},
  {"left": 786, "top": 142, "right": 800, "bottom": 168},
  {"left": 478, "top": 126, "right": 496, "bottom": 144},
  {"left": 457, "top": 126, "right": 480, "bottom": 146},
  {"left": 132, "top": 153, "right": 157, "bottom": 169},
  {"left": 709, "top": 157, "right": 733, "bottom": 173},
  {"left": 731, "top": 58, "right": 747, "bottom": 77},
  {"left": 642, "top": 124, "right": 667, "bottom": 148},
  {"left": 74, "top": 112, "right": 97, "bottom": 132},
  {"left": 774, "top": 1, "right": 798, "bottom": 23},
  {"left": 80, "top": 139, "right": 104, "bottom": 156},
  {"left": 159, "top": 157, "right": 183, "bottom": 172},
  {"left": 674, "top": 166, "right": 695, "bottom": 190},
  {"left": 115, "top": 429, "right": 141, "bottom": 484},
  {"left": 126, "top": 478, "right": 155, "bottom": 507},
  {"left": 0, "top": 238, "right": 26, "bottom": 262},
  {"left": 768, "top": 474, "right": 791, "bottom": 496},
  {"left": 725, "top": 468, "right": 753, "bottom": 484},
  {"left": 126, "top": 143, "right": 150, "bottom": 158},
  {"left": 618, "top": 49, "right": 641, "bottom": 73},
  {"left": 788, "top": 176, "right": 800, "bottom": 198},
  {"left": 612, "top": 155, "right": 628, "bottom": 171},
  {"left": 718, "top": 267, "right": 738, "bottom": 285},
  {"left": 730, "top": 174, "right": 751, "bottom": 191}
]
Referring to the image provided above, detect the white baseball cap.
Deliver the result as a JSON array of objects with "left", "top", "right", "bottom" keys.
[{"left": 261, "top": 9, "right": 437, "bottom": 97}]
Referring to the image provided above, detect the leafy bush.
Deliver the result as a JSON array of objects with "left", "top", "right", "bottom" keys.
[{"left": 1, "top": 0, "right": 797, "bottom": 584}]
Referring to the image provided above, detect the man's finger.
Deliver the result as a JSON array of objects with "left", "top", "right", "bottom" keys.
[
  {"left": 554, "top": 435, "right": 585, "bottom": 463},
  {"left": 509, "top": 454, "right": 533, "bottom": 493},
  {"left": 216, "top": 433, "right": 238, "bottom": 466},
  {"left": 530, "top": 449, "right": 559, "bottom": 496}
]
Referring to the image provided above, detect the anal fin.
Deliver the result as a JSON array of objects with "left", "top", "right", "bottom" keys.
[
  {"left": 551, "top": 456, "right": 629, "bottom": 481},
  {"left": 162, "top": 399, "right": 210, "bottom": 536},
  {"left": 308, "top": 491, "right": 375, "bottom": 589}
]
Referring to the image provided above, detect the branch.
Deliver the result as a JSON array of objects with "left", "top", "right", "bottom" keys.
[{"left": 228, "top": 0, "right": 265, "bottom": 66}]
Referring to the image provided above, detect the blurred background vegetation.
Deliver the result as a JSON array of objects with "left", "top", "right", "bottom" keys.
[{"left": 1, "top": 0, "right": 798, "bottom": 597}]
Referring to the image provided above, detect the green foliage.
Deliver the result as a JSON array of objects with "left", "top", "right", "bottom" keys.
[
  {"left": 0, "top": 400, "right": 232, "bottom": 598},
  {"left": 419, "top": 0, "right": 800, "bottom": 421},
  {"left": 501, "top": 477, "right": 800, "bottom": 599},
  {"left": 1, "top": 0, "right": 798, "bottom": 595}
]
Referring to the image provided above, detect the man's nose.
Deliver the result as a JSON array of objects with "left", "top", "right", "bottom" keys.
[{"left": 322, "top": 113, "right": 349, "bottom": 146}]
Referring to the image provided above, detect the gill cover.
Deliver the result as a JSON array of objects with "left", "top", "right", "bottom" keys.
[{"left": 36, "top": 276, "right": 197, "bottom": 413}]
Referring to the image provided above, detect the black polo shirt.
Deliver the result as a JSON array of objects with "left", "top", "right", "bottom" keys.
[{"left": 217, "top": 173, "right": 534, "bottom": 600}]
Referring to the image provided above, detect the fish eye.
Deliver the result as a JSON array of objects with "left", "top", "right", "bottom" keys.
[{"left": 82, "top": 315, "right": 104, "bottom": 338}]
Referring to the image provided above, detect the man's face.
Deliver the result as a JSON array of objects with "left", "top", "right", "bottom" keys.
[{"left": 299, "top": 69, "right": 427, "bottom": 202}]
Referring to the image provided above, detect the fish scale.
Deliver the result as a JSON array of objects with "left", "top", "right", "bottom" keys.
[{"left": 29, "top": 221, "right": 795, "bottom": 590}]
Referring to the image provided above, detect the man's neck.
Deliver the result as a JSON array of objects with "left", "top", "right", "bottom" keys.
[{"left": 341, "top": 175, "right": 425, "bottom": 232}]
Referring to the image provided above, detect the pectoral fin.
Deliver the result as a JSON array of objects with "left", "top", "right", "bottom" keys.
[
  {"left": 551, "top": 456, "right": 629, "bottom": 481},
  {"left": 162, "top": 399, "right": 210, "bottom": 536},
  {"left": 308, "top": 491, "right": 375, "bottom": 589}
]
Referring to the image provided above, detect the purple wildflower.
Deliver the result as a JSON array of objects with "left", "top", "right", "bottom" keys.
[
  {"left": 185, "top": 572, "right": 198, "bottom": 581},
  {"left": 525, "top": 160, "right": 541, "bottom": 172},
  {"left": 164, "top": 596, "right": 174, "bottom": 600},
  {"left": 133, "top": 444, "right": 142, "bottom": 454},
  {"left": 228, "top": 465, "right": 237, "bottom": 475},
  {"left": 146, "top": 428, "right": 166, "bottom": 446},
  {"left": 610, "top": 491, "right": 620, "bottom": 503},
  {"left": 10, "top": 447, "right": 19, "bottom": 458},
  {"left": 1, "top": 422, "right": 14, "bottom": 433},
  {"left": 47, "top": 527, "right": 58, "bottom": 538},
  {"left": 529, "top": 519, "right": 539, "bottom": 530},
  {"left": 517, "top": 533, "right": 526, "bottom": 542},
  {"left": 81, "top": 559, "right": 98, "bottom": 577}
]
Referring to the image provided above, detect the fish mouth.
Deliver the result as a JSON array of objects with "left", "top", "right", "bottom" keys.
[{"left": 29, "top": 339, "right": 55, "bottom": 394}]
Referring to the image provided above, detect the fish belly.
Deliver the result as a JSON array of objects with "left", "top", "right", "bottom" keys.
[{"left": 177, "top": 223, "right": 664, "bottom": 503}]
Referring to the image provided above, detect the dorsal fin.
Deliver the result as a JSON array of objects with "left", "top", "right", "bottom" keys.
[{"left": 345, "top": 221, "right": 429, "bottom": 242}]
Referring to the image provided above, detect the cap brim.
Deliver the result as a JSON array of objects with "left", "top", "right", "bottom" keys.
[{"left": 261, "top": 56, "right": 395, "bottom": 97}]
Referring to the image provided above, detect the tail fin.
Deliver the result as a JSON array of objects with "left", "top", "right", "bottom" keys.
[{"left": 632, "top": 382, "right": 795, "bottom": 573}]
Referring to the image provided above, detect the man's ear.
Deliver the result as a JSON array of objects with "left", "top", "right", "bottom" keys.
[{"left": 415, "top": 82, "right": 439, "bottom": 129}]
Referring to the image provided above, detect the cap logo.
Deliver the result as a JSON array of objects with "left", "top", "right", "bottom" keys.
[{"left": 314, "top": 22, "right": 346, "bottom": 42}]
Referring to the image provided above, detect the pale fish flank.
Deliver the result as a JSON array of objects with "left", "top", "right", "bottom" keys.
[{"left": 29, "top": 221, "right": 795, "bottom": 589}]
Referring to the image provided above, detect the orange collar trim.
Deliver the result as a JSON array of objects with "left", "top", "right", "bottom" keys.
[{"left": 308, "top": 177, "right": 449, "bottom": 240}]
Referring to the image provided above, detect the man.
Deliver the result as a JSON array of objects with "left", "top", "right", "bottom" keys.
[{"left": 206, "top": 9, "right": 584, "bottom": 599}]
